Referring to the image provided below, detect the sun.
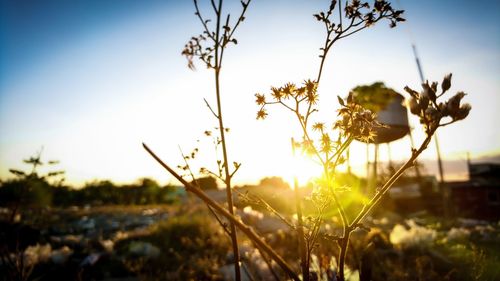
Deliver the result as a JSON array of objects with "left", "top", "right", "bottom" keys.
[{"left": 279, "top": 153, "right": 322, "bottom": 188}]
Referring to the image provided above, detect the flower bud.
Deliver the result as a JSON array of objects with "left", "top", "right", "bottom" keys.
[
  {"left": 363, "top": 109, "right": 373, "bottom": 120},
  {"left": 422, "top": 82, "right": 436, "bottom": 103},
  {"left": 438, "top": 102, "right": 449, "bottom": 116},
  {"left": 342, "top": 114, "right": 349, "bottom": 124},
  {"left": 447, "top": 92, "right": 466, "bottom": 114},
  {"left": 419, "top": 93, "right": 430, "bottom": 111},
  {"left": 441, "top": 73, "right": 452, "bottom": 93},
  {"left": 255, "top": 93, "right": 266, "bottom": 105},
  {"left": 453, "top": 103, "right": 471, "bottom": 121},
  {"left": 431, "top": 82, "right": 438, "bottom": 94},
  {"left": 425, "top": 107, "right": 439, "bottom": 121},
  {"left": 404, "top": 86, "right": 419, "bottom": 98},
  {"left": 407, "top": 97, "right": 421, "bottom": 115}
]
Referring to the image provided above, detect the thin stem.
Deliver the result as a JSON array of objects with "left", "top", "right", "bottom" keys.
[
  {"left": 322, "top": 148, "right": 349, "bottom": 280},
  {"left": 194, "top": 0, "right": 216, "bottom": 42},
  {"left": 237, "top": 190, "right": 295, "bottom": 230},
  {"left": 205, "top": 169, "right": 225, "bottom": 182},
  {"left": 350, "top": 132, "right": 434, "bottom": 228},
  {"left": 229, "top": 163, "right": 241, "bottom": 179},
  {"left": 316, "top": 45, "right": 328, "bottom": 85},
  {"left": 338, "top": 229, "right": 352, "bottom": 281},
  {"left": 178, "top": 146, "right": 198, "bottom": 183},
  {"left": 338, "top": 25, "right": 368, "bottom": 39},
  {"left": 142, "top": 143, "right": 300, "bottom": 281},
  {"left": 226, "top": 0, "right": 251, "bottom": 43},
  {"left": 295, "top": 110, "right": 326, "bottom": 167},
  {"left": 292, "top": 138, "right": 309, "bottom": 281},
  {"left": 278, "top": 100, "right": 295, "bottom": 112},
  {"left": 218, "top": 14, "right": 230, "bottom": 68},
  {"left": 338, "top": 0, "right": 343, "bottom": 32},
  {"left": 325, "top": 136, "right": 353, "bottom": 231},
  {"left": 328, "top": 136, "right": 353, "bottom": 164},
  {"left": 334, "top": 132, "right": 436, "bottom": 281},
  {"left": 212, "top": 0, "right": 241, "bottom": 279},
  {"left": 307, "top": 201, "right": 328, "bottom": 262},
  {"left": 210, "top": 0, "right": 218, "bottom": 14},
  {"left": 207, "top": 204, "right": 231, "bottom": 236},
  {"left": 204, "top": 98, "right": 219, "bottom": 119}
]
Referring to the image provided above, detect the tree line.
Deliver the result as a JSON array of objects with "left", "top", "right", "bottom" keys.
[{"left": 0, "top": 176, "right": 181, "bottom": 208}]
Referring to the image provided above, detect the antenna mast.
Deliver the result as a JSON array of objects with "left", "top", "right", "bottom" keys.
[{"left": 411, "top": 44, "right": 445, "bottom": 184}]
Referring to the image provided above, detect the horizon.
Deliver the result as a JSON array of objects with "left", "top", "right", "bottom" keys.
[{"left": 3, "top": 153, "right": 499, "bottom": 189}]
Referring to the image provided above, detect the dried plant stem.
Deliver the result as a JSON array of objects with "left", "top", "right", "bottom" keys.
[
  {"left": 143, "top": 143, "right": 300, "bottom": 281},
  {"left": 215, "top": 72, "right": 241, "bottom": 280},
  {"left": 213, "top": 12, "right": 242, "bottom": 281},
  {"left": 179, "top": 145, "right": 233, "bottom": 237},
  {"left": 292, "top": 138, "right": 309, "bottom": 281},
  {"left": 335, "top": 132, "right": 434, "bottom": 281},
  {"left": 237, "top": 190, "right": 295, "bottom": 229},
  {"left": 295, "top": 178, "right": 309, "bottom": 280},
  {"left": 188, "top": 1, "right": 253, "bottom": 278},
  {"left": 350, "top": 133, "right": 434, "bottom": 228},
  {"left": 337, "top": 231, "right": 352, "bottom": 281}
]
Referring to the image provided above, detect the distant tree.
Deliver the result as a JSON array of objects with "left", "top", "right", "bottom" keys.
[
  {"left": 193, "top": 176, "right": 218, "bottom": 190},
  {"left": 0, "top": 148, "right": 65, "bottom": 221},
  {"left": 350, "top": 82, "right": 399, "bottom": 113},
  {"left": 138, "top": 178, "right": 160, "bottom": 204},
  {"left": 258, "top": 176, "right": 290, "bottom": 189},
  {"left": 51, "top": 185, "right": 75, "bottom": 207},
  {"left": 82, "top": 180, "right": 118, "bottom": 205}
]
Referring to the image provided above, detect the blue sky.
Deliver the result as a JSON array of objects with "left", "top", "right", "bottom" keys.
[{"left": 1, "top": 0, "right": 499, "bottom": 186}]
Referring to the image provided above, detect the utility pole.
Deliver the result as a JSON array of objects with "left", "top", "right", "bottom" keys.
[
  {"left": 412, "top": 44, "right": 448, "bottom": 216},
  {"left": 411, "top": 44, "right": 445, "bottom": 184}
]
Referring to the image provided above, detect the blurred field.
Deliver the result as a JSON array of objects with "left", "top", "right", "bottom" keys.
[{"left": 1, "top": 188, "right": 500, "bottom": 281}]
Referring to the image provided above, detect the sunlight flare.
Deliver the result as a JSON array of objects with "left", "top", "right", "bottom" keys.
[{"left": 285, "top": 143, "right": 321, "bottom": 188}]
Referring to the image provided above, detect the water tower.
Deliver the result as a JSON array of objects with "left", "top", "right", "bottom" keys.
[{"left": 349, "top": 82, "right": 411, "bottom": 194}]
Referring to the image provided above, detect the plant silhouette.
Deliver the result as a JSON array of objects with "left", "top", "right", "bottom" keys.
[
  {"left": 143, "top": 1, "right": 470, "bottom": 280},
  {"left": 6, "top": 148, "right": 65, "bottom": 222}
]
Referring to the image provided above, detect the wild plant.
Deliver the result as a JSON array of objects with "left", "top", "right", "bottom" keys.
[
  {"left": 6, "top": 148, "right": 65, "bottom": 222},
  {"left": 181, "top": 0, "right": 251, "bottom": 279},
  {"left": 143, "top": 1, "right": 470, "bottom": 280},
  {"left": 0, "top": 149, "right": 64, "bottom": 281}
]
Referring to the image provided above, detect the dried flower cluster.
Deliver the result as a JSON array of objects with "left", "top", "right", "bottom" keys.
[
  {"left": 334, "top": 93, "right": 381, "bottom": 143},
  {"left": 314, "top": 0, "right": 404, "bottom": 78},
  {"left": 314, "top": 0, "right": 405, "bottom": 33},
  {"left": 181, "top": 0, "right": 250, "bottom": 70},
  {"left": 255, "top": 79, "right": 318, "bottom": 121},
  {"left": 405, "top": 73, "right": 471, "bottom": 135},
  {"left": 255, "top": 81, "right": 381, "bottom": 165}
]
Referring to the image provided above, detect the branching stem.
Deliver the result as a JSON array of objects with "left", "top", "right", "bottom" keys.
[
  {"left": 211, "top": 1, "right": 241, "bottom": 279},
  {"left": 143, "top": 143, "right": 300, "bottom": 281}
]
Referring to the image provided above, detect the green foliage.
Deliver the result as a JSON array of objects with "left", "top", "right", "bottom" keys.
[
  {"left": 1, "top": 149, "right": 62, "bottom": 215},
  {"left": 0, "top": 177, "right": 52, "bottom": 208},
  {"left": 118, "top": 210, "right": 230, "bottom": 280},
  {"left": 351, "top": 82, "right": 400, "bottom": 113},
  {"left": 194, "top": 176, "right": 219, "bottom": 190},
  {"left": 1, "top": 150, "right": 181, "bottom": 208},
  {"left": 0, "top": 177, "right": 179, "bottom": 207}
]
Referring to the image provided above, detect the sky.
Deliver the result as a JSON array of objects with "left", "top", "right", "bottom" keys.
[{"left": 1, "top": 0, "right": 499, "bottom": 187}]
